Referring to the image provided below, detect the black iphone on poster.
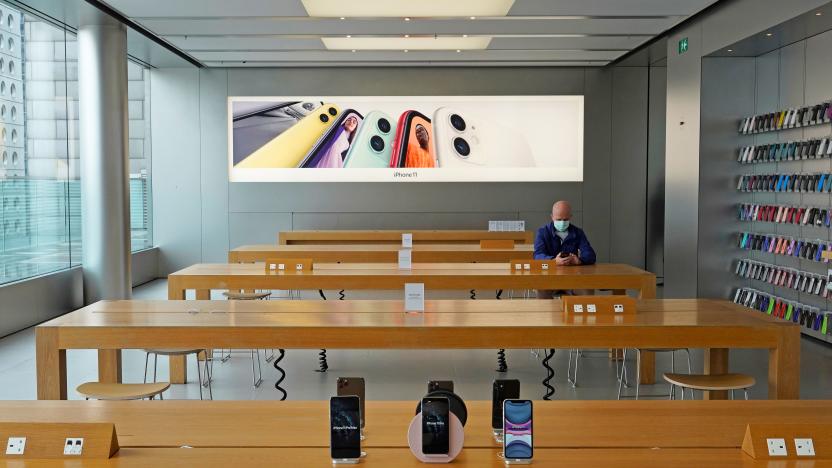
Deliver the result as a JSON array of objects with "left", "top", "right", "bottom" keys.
[
  {"left": 421, "top": 397, "right": 450, "bottom": 456},
  {"left": 330, "top": 396, "right": 361, "bottom": 460}
]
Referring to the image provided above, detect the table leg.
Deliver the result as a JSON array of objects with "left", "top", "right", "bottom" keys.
[
  {"left": 704, "top": 348, "right": 729, "bottom": 400},
  {"left": 36, "top": 327, "right": 66, "bottom": 400},
  {"left": 98, "top": 350, "right": 122, "bottom": 384},
  {"left": 769, "top": 327, "right": 800, "bottom": 399},
  {"left": 167, "top": 278, "right": 186, "bottom": 300}
]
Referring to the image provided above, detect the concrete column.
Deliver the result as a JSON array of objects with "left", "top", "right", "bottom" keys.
[{"left": 78, "top": 12, "right": 131, "bottom": 302}]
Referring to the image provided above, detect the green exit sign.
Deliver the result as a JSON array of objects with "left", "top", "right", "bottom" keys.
[{"left": 678, "top": 37, "right": 689, "bottom": 54}]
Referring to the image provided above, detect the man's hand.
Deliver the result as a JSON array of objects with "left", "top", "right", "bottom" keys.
[
  {"left": 567, "top": 254, "right": 581, "bottom": 266},
  {"left": 555, "top": 255, "right": 571, "bottom": 266}
]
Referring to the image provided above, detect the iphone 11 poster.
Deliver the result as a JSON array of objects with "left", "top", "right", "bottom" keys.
[{"left": 228, "top": 96, "right": 583, "bottom": 182}]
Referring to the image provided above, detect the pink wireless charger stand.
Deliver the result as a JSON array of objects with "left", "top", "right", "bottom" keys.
[{"left": 407, "top": 413, "right": 465, "bottom": 463}]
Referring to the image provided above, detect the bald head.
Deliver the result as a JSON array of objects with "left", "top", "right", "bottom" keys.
[{"left": 551, "top": 201, "right": 572, "bottom": 221}]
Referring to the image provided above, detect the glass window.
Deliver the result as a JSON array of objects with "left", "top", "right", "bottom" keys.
[{"left": 0, "top": 3, "right": 152, "bottom": 286}]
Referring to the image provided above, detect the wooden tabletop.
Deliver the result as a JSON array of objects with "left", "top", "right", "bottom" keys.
[
  {"left": 168, "top": 262, "right": 657, "bottom": 298},
  {"left": 1, "top": 400, "right": 827, "bottom": 450},
  {"left": 278, "top": 229, "right": 535, "bottom": 245},
  {"left": 41, "top": 299, "right": 785, "bottom": 345},
  {"left": 228, "top": 243, "right": 535, "bottom": 263}
]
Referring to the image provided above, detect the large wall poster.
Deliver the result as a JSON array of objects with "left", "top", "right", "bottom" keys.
[{"left": 228, "top": 96, "right": 583, "bottom": 182}]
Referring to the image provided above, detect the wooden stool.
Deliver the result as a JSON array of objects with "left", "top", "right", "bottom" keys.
[
  {"left": 222, "top": 291, "right": 271, "bottom": 300},
  {"left": 663, "top": 373, "right": 755, "bottom": 400},
  {"left": 144, "top": 348, "right": 212, "bottom": 400},
  {"left": 76, "top": 382, "right": 169, "bottom": 400}
]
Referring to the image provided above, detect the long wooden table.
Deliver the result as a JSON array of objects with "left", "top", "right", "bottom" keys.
[
  {"left": 36, "top": 299, "right": 798, "bottom": 401},
  {"left": 168, "top": 262, "right": 657, "bottom": 300},
  {"left": 2, "top": 401, "right": 829, "bottom": 466},
  {"left": 228, "top": 243, "right": 535, "bottom": 263},
  {"left": 279, "top": 229, "right": 535, "bottom": 245}
]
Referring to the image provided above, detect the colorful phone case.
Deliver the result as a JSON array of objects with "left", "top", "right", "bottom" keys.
[
  {"left": 343, "top": 110, "right": 397, "bottom": 168},
  {"left": 298, "top": 109, "right": 364, "bottom": 168},
  {"left": 391, "top": 111, "right": 436, "bottom": 168},
  {"left": 236, "top": 104, "right": 341, "bottom": 169}
]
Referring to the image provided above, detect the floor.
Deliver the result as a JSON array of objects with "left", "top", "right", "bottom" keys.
[{"left": 2, "top": 279, "right": 831, "bottom": 402}]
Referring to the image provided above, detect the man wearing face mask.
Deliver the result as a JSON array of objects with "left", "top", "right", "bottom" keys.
[{"left": 534, "top": 200, "right": 597, "bottom": 299}]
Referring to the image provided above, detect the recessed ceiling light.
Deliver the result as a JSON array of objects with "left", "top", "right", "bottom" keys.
[
  {"left": 765, "top": 32, "right": 773, "bottom": 37},
  {"left": 351, "top": 49, "right": 356, "bottom": 52},
  {"left": 727, "top": 49, "right": 733, "bottom": 52},
  {"left": 322, "top": 36, "right": 492, "bottom": 51},
  {"left": 462, "top": 34, "right": 468, "bottom": 38},
  {"left": 339, "top": 16, "right": 345, "bottom": 20},
  {"left": 816, "top": 11, "right": 823, "bottom": 16},
  {"left": 456, "top": 49, "right": 461, "bottom": 53},
  {"left": 470, "top": 16, "right": 476, "bottom": 19},
  {"left": 404, "top": 49, "right": 408, "bottom": 52},
  {"left": 404, "top": 34, "right": 410, "bottom": 38},
  {"left": 404, "top": 17, "right": 411, "bottom": 21},
  {"left": 346, "top": 35, "right": 351, "bottom": 38}
]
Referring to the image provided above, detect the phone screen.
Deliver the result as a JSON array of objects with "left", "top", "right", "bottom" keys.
[
  {"left": 302, "top": 110, "right": 363, "bottom": 168},
  {"left": 491, "top": 379, "right": 520, "bottom": 429},
  {"left": 402, "top": 112, "right": 436, "bottom": 168},
  {"left": 330, "top": 396, "right": 361, "bottom": 459},
  {"left": 503, "top": 400, "right": 533, "bottom": 460},
  {"left": 336, "top": 377, "right": 365, "bottom": 428},
  {"left": 421, "top": 397, "right": 450, "bottom": 455}
]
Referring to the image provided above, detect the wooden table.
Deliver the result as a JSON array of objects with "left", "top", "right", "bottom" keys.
[
  {"left": 279, "top": 229, "right": 534, "bottom": 245},
  {"left": 228, "top": 243, "right": 535, "bottom": 264},
  {"left": 168, "top": 262, "right": 656, "bottom": 300},
  {"left": 2, "top": 401, "right": 829, "bottom": 466},
  {"left": 36, "top": 299, "right": 798, "bottom": 401}
]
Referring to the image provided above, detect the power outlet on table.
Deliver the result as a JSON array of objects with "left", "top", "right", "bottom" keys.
[
  {"left": 767, "top": 438, "right": 788, "bottom": 456},
  {"left": 6, "top": 437, "right": 25, "bottom": 455},
  {"left": 63, "top": 438, "right": 84, "bottom": 455},
  {"left": 587, "top": 304, "right": 597, "bottom": 313},
  {"left": 572, "top": 304, "right": 584, "bottom": 313},
  {"left": 794, "top": 438, "right": 815, "bottom": 457}
]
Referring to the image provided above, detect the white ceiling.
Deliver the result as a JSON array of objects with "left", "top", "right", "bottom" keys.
[{"left": 99, "top": 0, "right": 720, "bottom": 67}]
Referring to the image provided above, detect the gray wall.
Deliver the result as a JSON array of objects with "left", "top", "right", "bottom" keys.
[
  {"left": 663, "top": 0, "right": 830, "bottom": 297},
  {"left": 151, "top": 66, "right": 654, "bottom": 274}
]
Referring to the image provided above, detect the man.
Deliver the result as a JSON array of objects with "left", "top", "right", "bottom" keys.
[{"left": 534, "top": 200, "right": 597, "bottom": 298}]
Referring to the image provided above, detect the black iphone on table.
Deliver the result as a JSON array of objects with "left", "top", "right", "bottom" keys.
[
  {"left": 428, "top": 380, "right": 454, "bottom": 393},
  {"left": 492, "top": 379, "right": 521, "bottom": 431},
  {"left": 330, "top": 396, "right": 361, "bottom": 463},
  {"left": 421, "top": 397, "right": 451, "bottom": 456}
]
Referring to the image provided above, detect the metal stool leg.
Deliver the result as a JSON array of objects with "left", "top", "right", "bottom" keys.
[
  {"left": 617, "top": 349, "right": 628, "bottom": 400},
  {"left": 744, "top": 389, "right": 749, "bottom": 400},
  {"left": 143, "top": 352, "right": 150, "bottom": 383},
  {"left": 153, "top": 353, "right": 158, "bottom": 383},
  {"left": 251, "top": 350, "right": 263, "bottom": 388},
  {"left": 684, "top": 348, "right": 694, "bottom": 399},
  {"left": 197, "top": 354, "right": 204, "bottom": 400}
]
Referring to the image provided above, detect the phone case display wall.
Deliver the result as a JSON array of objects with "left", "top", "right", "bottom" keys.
[{"left": 734, "top": 100, "right": 832, "bottom": 342}]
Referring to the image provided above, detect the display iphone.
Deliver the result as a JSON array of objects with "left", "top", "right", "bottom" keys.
[
  {"left": 421, "top": 397, "right": 450, "bottom": 456},
  {"left": 492, "top": 379, "right": 520, "bottom": 431},
  {"left": 231, "top": 101, "right": 322, "bottom": 166},
  {"left": 236, "top": 104, "right": 340, "bottom": 169},
  {"left": 298, "top": 110, "right": 364, "bottom": 168},
  {"left": 337, "top": 377, "right": 366, "bottom": 429},
  {"left": 432, "top": 107, "right": 535, "bottom": 168},
  {"left": 391, "top": 110, "right": 437, "bottom": 168},
  {"left": 503, "top": 399, "right": 533, "bottom": 463},
  {"left": 344, "top": 110, "right": 397, "bottom": 168},
  {"left": 330, "top": 396, "right": 361, "bottom": 462},
  {"left": 428, "top": 380, "right": 454, "bottom": 393}
]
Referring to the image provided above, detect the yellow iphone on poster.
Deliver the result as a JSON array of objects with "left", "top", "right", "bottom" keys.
[{"left": 236, "top": 104, "right": 341, "bottom": 168}]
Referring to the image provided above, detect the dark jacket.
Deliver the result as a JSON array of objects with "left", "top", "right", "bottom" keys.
[{"left": 534, "top": 223, "right": 597, "bottom": 265}]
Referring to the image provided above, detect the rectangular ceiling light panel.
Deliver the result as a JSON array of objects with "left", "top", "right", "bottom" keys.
[
  {"left": 302, "top": 0, "right": 515, "bottom": 17},
  {"left": 322, "top": 36, "right": 492, "bottom": 50}
]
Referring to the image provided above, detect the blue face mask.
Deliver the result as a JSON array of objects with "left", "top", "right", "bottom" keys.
[{"left": 553, "top": 220, "right": 570, "bottom": 232}]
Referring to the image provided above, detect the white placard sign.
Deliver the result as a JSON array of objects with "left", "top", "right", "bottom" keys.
[
  {"left": 405, "top": 283, "right": 425, "bottom": 312},
  {"left": 402, "top": 233, "right": 413, "bottom": 248},
  {"left": 399, "top": 249, "right": 413, "bottom": 269}
]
